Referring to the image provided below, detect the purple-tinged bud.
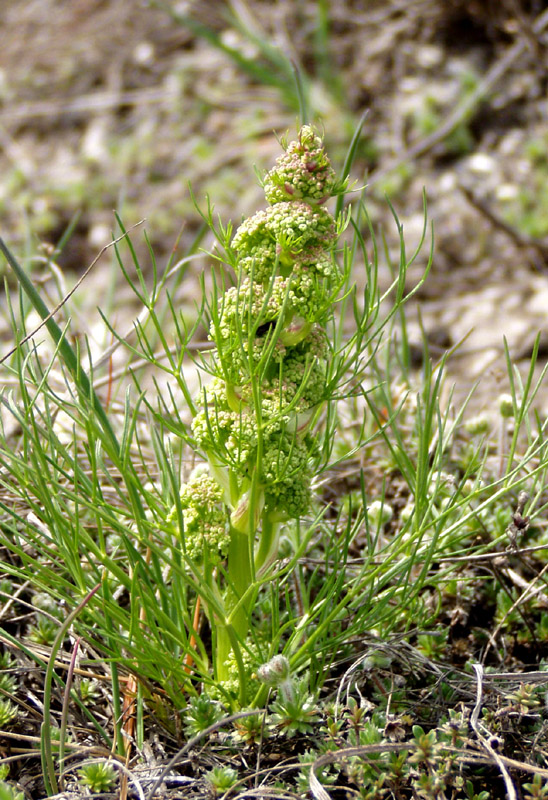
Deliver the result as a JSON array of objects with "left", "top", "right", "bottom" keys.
[
  {"left": 257, "top": 655, "right": 291, "bottom": 686},
  {"left": 263, "top": 126, "right": 336, "bottom": 205},
  {"left": 257, "top": 655, "right": 295, "bottom": 702}
]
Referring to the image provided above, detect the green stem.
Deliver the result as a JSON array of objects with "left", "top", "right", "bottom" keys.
[
  {"left": 228, "top": 526, "right": 253, "bottom": 630},
  {"left": 255, "top": 512, "right": 281, "bottom": 574},
  {"left": 215, "top": 525, "right": 253, "bottom": 681},
  {"left": 214, "top": 623, "right": 232, "bottom": 684},
  {"left": 215, "top": 511, "right": 281, "bottom": 689},
  {"left": 212, "top": 616, "right": 248, "bottom": 708}
]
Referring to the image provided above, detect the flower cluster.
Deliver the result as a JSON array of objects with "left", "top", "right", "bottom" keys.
[
  {"left": 161, "top": 126, "right": 345, "bottom": 691},
  {"left": 167, "top": 472, "right": 229, "bottom": 563},
  {"left": 189, "top": 127, "right": 342, "bottom": 534},
  {"left": 263, "top": 125, "right": 336, "bottom": 204},
  {"left": 231, "top": 201, "right": 336, "bottom": 282}
]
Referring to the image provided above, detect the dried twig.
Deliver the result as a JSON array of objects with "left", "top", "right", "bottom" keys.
[
  {"left": 471, "top": 663, "right": 517, "bottom": 800},
  {"left": 481, "top": 560, "right": 548, "bottom": 662},
  {"left": 459, "top": 183, "right": 548, "bottom": 269},
  {"left": 146, "top": 709, "right": 268, "bottom": 799}
]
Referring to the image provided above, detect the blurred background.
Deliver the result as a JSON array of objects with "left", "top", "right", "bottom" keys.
[{"left": 1, "top": 0, "right": 548, "bottom": 410}]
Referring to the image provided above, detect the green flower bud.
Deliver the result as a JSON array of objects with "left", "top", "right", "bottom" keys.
[
  {"left": 367, "top": 500, "right": 393, "bottom": 529},
  {"left": 498, "top": 394, "right": 514, "bottom": 418},
  {"left": 257, "top": 655, "right": 291, "bottom": 686},
  {"left": 257, "top": 655, "right": 295, "bottom": 703}
]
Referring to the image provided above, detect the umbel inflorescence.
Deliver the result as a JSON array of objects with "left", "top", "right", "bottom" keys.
[
  {"left": 192, "top": 126, "right": 343, "bottom": 533},
  {"left": 172, "top": 126, "right": 345, "bottom": 687}
]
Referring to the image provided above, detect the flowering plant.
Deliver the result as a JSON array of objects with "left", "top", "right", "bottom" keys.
[
  {"left": 0, "top": 117, "right": 439, "bottom": 746},
  {"left": 174, "top": 126, "right": 348, "bottom": 696}
]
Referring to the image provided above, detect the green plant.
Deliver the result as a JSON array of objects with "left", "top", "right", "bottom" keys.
[
  {"left": 0, "top": 697, "right": 17, "bottom": 728},
  {"left": 0, "top": 652, "right": 16, "bottom": 695},
  {"left": 0, "top": 673, "right": 16, "bottom": 695},
  {"left": 466, "top": 782, "right": 491, "bottom": 800},
  {"left": 260, "top": 656, "right": 320, "bottom": 737},
  {"left": 183, "top": 695, "right": 224, "bottom": 737},
  {"left": 0, "top": 120, "right": 441, "bottom": 730},
  {"left": 3, "top": 114, "right": 548, "bottom": 797},
  {"left": 231, "top": 710, "right": 265, "bottom": 745},
  {"left": 297, "top": 748, "right": 338, "bottom": 794},
  {"left": 27, "top": 616, "right": 58, "bottom": 646},
  {"left": 176, "top": 127, "right": 348, "bottom": 691},
  {"left": 78, "top": 761, "right": 118, "bottom": 793},
  {"left": 78, "top": 678, "right": 101, "bottom": 703},
  {"left": 0, "top": 783, "right": 24, "bottom": 800},
  {"left": 524, "top": 774, "right": 548, "bottom": 800},
  {"left": 206, "top": 765, "right": 238, "bottom": 794}
]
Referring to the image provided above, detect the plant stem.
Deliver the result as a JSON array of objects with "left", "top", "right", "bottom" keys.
[
  {"left": 215, "top": 525, "right": 253, "bottom": 682},
  {"left": 255, "top": 513, "right": 281, "bottom": 575}
]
